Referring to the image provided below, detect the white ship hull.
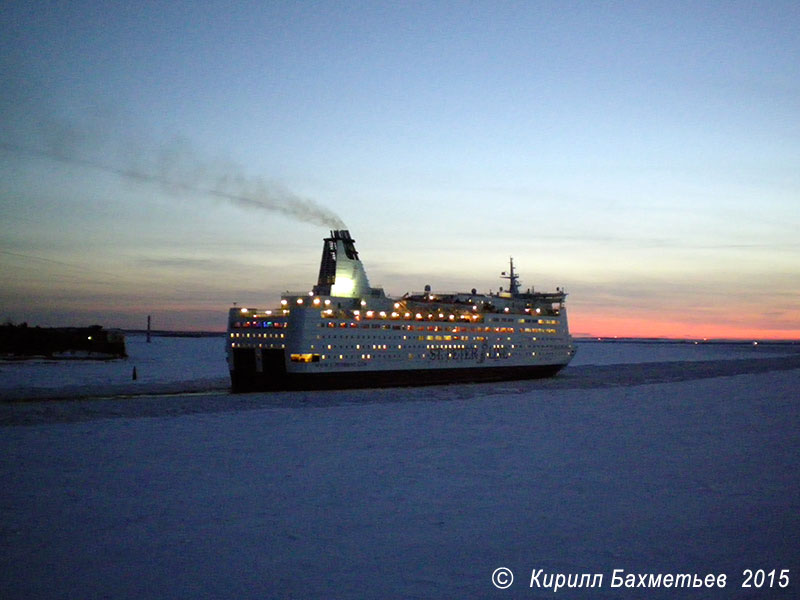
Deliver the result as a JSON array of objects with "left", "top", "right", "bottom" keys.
[{"left": 227, "top": 230, "right": 575, "bottom": 391}]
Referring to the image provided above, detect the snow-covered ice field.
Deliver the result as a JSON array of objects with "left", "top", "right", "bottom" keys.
[
  {"left": 0, "top": 334, "right": 230, "bottom": 401},
  {"left": 2, "top": 338, "right": 799, "bottom": 599},
  {"left": 0, "top": 333, "right": 792, "bottom": 401}
]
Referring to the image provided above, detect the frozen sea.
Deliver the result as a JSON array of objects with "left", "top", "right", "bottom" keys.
[{"left": 2, "top": 336, "right": 799, "bottom": 599}]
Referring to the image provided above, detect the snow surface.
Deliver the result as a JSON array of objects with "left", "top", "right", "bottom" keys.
[
  {"left": 569, "top": 339, "right": 791, "bottom": 366},
  {"left": 2, "top": 341, "right": 799, "bottom": 599},
  {"left": 0, "top": 334, "right": 229, "bottom": 400}
]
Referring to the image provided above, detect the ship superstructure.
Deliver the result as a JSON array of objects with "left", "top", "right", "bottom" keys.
[{"left": 226, "top": 230, "right": 575, "bottom": 391}]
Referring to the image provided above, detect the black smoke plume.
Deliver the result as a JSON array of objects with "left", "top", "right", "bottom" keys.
[{"left": 0, "top": 75, "right": 346, "bottom": 229}]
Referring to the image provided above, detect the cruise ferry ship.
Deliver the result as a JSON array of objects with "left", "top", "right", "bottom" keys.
[{"left": 227, "top": 230, "right": 575, "bottom": 391}]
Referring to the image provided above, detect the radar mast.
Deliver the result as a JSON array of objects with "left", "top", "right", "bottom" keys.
[{"left": 501, "top": 257, "right": 521, "bottom": 297}]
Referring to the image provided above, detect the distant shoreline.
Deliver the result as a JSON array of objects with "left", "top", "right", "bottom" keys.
[{"left": 123, "top": 330, "right": 226, "bottom": 338}]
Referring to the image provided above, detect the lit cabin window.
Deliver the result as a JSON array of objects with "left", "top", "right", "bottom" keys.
[{"left": 290, "top": 353, "right": 320, "bottom": 363}]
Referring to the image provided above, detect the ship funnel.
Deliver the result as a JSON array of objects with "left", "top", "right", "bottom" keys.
[{"left": 313, "top": 230, "right": 372, "bottom": 298}]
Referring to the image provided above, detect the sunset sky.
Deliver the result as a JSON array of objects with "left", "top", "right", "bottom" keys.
[{"left": 2, "top": 1, "right": 798, "bottom": 339}]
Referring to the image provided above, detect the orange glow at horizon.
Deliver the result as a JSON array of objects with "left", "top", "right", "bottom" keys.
[{"left": 571, "top": 313, "right": 800, "bottom": 341}]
